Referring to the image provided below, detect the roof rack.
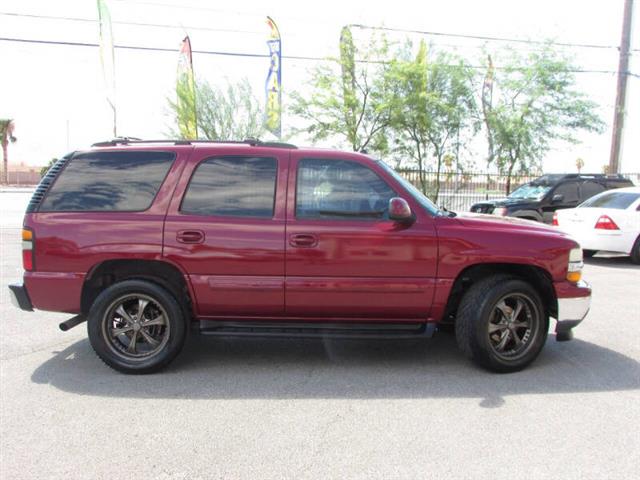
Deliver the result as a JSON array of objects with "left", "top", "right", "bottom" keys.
[
  {"left": 561, "top": 173, "right": 628, "bottom": 179},
  {"left": 91, "top": 137, "right": 298, "bottom": 149}
]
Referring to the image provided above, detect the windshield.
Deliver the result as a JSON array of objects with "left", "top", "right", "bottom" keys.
[
  {"left": 579, "top": 191, "right": 640, "bottom": 209},
  {"left": 376, "top": 161, "right": 441, "bottom": 215},
  {"left": 508, "top": 184, "right": 552, "bottom": 200}
]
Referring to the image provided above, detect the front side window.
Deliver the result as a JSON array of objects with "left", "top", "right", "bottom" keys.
[
  {"left": 181, "top": 156, "right": 277, "bottom": 218},
  {"left": 296, "top": 158, "right": 395, "bottom": 220},
  {"left": 553, "top": 182, "right": 579, "bottom": 203},
  {"left": 40, "top": 151, "right": 175, "bottom": 212}
]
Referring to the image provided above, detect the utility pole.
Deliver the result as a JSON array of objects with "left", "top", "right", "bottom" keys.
[{"left": 608, "top": 0, "right": 634, "bottom": 174}]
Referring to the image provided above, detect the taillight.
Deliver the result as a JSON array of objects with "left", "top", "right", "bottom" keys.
[
  {"left": 594, "top": 215, "right": 619, "bottom": 230},
  {"left": 21, "top": 228, "right": 34, "bottom": 271},
  {"left": 552, "top": 212, "right": 559, "bottom": 226}
]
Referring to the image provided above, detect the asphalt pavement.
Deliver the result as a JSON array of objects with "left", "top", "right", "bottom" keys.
[{"left": 1, "top": 190, "right": 639, "bottom": 479}]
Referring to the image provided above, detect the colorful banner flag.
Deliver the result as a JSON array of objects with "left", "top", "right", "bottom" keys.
[
  {"left": 265, "top": 16, "right": 281, "bottom": 138},
  {"left": 97, "top": 0, "right": 116, "bottom": 136},
  {"left": 176, "top": 36, "right": 198, "bottom": 139}
]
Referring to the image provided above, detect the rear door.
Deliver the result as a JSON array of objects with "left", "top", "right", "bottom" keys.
[
  {"left": 543, "top": 181, "right": 580, "bottom": 223},
  {"left": 163, "top": 148, "right": 288, "bottom": 317},
  {"left": 284, "top": 153, "right": 438, "bottom": 320}
]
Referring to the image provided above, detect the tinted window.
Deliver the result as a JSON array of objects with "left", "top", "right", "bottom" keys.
[
  {"left": 580, "top": 181, "right": 606, "bottom": 201},
  {"left": 553, "top": 182, "right": 579, "bottom": 203},
  {"left": 580, "top": 191, "right": 640, "bottom": 210},
  {"left": 40, "top": 151, "right": 175, "bottom": 212},
  {"left": 296, "top": 159, "right": 395, "bottom": 219},
  {"left": 181, "top": 156, "right": 277, "bottom": 217}
]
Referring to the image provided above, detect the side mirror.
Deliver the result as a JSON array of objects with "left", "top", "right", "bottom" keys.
[
  {"left": 388, "top": 197, "right": 414, "bottom": 223},
  {"left": 552, "top": 194, "right": 564, "bottom": 204}
]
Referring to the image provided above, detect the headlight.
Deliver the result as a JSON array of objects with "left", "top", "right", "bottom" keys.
[
  {"left": 567, "top": 247, "right": 583, "bottom": 283},
  {"left": 493, "top": 207, "right": 507, "bottom": 216}
]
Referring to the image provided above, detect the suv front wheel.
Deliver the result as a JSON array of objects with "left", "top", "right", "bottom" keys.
[
  {"left": 87, "top": 280, "right": 187, "bottom": 374},
  {"left": 455, "top": 275, "right": 548, "bottom": 373}
]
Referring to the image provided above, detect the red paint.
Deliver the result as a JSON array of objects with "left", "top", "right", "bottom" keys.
[
  {"left": 594, "top": 215, "right": 620, "bottom": 230},
  {"left": 20, "top": 143, "right": 590, "bottom": 322}
]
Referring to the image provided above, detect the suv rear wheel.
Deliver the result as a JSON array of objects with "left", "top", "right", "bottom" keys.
[
  {"left": 87, "top": 280, "right": 187, "bottom": 374},
  {"left": 455, "top": 275, "right": 548, "bottom": 373}
]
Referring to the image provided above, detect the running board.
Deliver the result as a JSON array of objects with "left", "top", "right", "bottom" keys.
[{"left": 199, "top": 320, "right": 436, "bottom": 339}]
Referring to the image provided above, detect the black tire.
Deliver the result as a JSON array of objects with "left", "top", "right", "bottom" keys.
[
  {"left": 583, "top": 250, "right": 597, "bottom": 258},
  {"left": 455, "top": 275, "right": 549, "bottom": 373},
  {"left": 630, "top": 237, "right": 640, "bottom": 265},
  {"left": 87, "top": 280, "right": 187, "bottom": 374}
]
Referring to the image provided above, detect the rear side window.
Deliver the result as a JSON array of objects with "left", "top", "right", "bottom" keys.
[
  {"left": 181, "top": 156, "right": 277, "bottom": 218},
  {"left": 580, "top": 191, "right": 640, "bottom": 209},
  {"left": 40, "top": 151, "right": 175, "bottom": 212},
  {"left": 580, "top": 181, "right": 606, "bottom": 201}
]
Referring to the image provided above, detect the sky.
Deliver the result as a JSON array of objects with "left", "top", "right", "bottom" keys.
[{"left": 1, "top": 0, "right": 639, "bottom": 174}]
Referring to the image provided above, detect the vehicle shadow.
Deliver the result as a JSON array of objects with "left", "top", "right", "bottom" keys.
[
  {"left": 31, "top": 333, "right": 640, "bottom": 408},
  {"left": 585, "top": 255, "right": 638, "bottom": 269}
]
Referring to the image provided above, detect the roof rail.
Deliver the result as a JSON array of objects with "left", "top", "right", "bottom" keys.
[{"left": 91, "top": 137, "right": 298, "bottom": 149}]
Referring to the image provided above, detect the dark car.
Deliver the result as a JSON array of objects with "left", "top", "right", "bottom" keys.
[
  {"left": 470, "top": 173, "right": 634, "bottom": 223},
  {"left": 9, "top": 139, "right": 591, "bottom": 374}
]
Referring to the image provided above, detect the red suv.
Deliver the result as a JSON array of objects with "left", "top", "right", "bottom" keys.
[{"left": 8, "top": 139, "right": 591, "bottom": 374}]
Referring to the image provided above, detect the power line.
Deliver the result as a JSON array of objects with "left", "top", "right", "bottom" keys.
[
  {"left": 4, "top": 10, "right": 639, "bottom": 54},
  {"left": 0, "top": 36, "right": 316, "bottom": 60},
  {"left": 0, "top": 11, "right": 263, "bottom": 35},
  {"left": 349, "top": 24, "right": 624, "bottom": 51},
  {"left": 0, "top": 36, "right": 636, "bottom": 77}
]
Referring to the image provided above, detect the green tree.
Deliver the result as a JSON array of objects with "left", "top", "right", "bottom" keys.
[
  {"left": 385, "top": 42, "right": 477, "bottom": 201},
  {"left": 1, "top": 119, "right": 17, "bottom": 185},
  {"left": 484, "top": 46, "right": 604, "bottom": 193},
  {"left": 289, "top": 29, "right": 391, "bottom": 153},
  {"left": 40, "top": 158, "right": 58, "bottom": 177},
  {"left": 168, "top": 78, "right": 264, "bottom": 140}
]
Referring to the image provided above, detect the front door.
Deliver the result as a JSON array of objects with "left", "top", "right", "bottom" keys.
[
  {"left": 285, "top": 153, "right": 438, "bottom": 320},
  {"left": 163, "top": 150, "right": 288, "bottom": 317}
]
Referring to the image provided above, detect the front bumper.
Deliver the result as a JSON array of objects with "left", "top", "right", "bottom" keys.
[
  {"left": 8, "top": 283, "right": 34, "bottom": 312},
  {"left": 554, "top": 280, "right": 591, "bottom": 341}
]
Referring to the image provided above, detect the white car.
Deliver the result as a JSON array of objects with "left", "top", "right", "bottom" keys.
[{"left": 554, "top": 186, "right": 640, "bottom": 263}]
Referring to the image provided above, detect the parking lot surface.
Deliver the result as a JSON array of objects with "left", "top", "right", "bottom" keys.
[{"left": 1, "top": 190, "right": 639, "bottom": 479}]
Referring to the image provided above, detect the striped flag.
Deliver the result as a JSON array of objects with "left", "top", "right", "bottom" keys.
[
  {"left": 265, "top": 17, "right": 281, "bottom": 138},
  {"left": 176, "top": 36, "right": 198, "bottom": 139},
  {"left": 97, "top": 0, "right": 116, "bottom": 136}
]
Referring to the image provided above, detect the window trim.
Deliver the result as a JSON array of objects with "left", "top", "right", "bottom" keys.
[
  {"left": 294, "top": 157, "right": 398, "bottom": 222},
  {"left": 38, "top": 150, "right": 177, "bottom": 213},
  {"left": 179, "top": 155, "right": 279, "bottom": 219}
]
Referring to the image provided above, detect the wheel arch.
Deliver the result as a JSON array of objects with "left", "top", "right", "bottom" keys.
[
  {"left": 442, "top": 262, "right": 557, "bottom": 324},
  {"left": 81, "top": 259, "right": 195, "bottom": 320}
]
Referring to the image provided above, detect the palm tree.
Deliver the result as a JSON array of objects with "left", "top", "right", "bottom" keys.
[{"left": 1, "top": 119, "right": 17, "bottom": 185}]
